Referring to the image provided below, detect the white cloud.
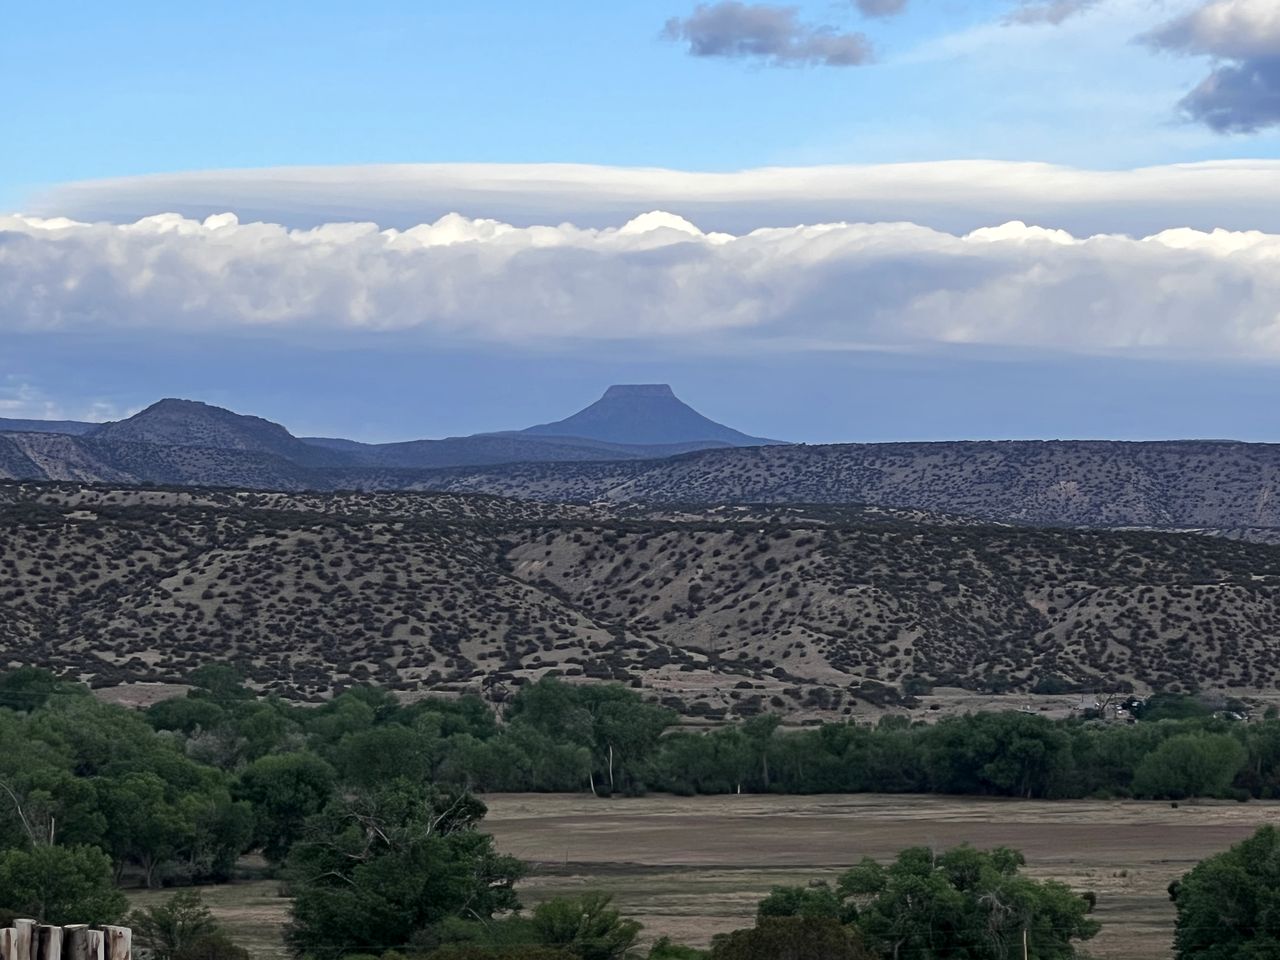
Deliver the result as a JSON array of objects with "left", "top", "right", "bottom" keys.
[
  {"left": 3, "top": 209, "right": 1280, "bottom": 360},
  {"left": 25, "top": 160, "right": 1280, "bottom": 238}
]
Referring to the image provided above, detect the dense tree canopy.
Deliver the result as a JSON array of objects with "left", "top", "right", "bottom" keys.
[
  {"left": 0, "top": 843, "right": 126, "bottom": 925},
  {"left": 839, "top": 846, "right": 1098, "bottom": 960},
  {"left": 1171, "top": 825, "right": 1280, "bottom": 960},
  {"left": 284, "top": 781, "right": 523, "bottom": 960}
]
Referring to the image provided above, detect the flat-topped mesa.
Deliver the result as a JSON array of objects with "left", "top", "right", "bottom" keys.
[
  {"left": 602, "top": 384, "right": 676, "bottom": 399},
  {"left": 519, "top": 384, "right": 782, "bottom": 446}
]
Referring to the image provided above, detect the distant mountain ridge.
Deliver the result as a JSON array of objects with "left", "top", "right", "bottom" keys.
[
  {"left": 6, "top": 392, "right": 1280, "bottom": 537},
  {"left": 0, "top": 385, "right": 778, "bottom": 478},
  {"left": 0, "top": 418, "right": 97, "bottom": 437}
]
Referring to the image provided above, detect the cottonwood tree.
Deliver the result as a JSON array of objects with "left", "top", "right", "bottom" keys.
[
  {"left": 839, "top": 846, "right": 1098, "bottom": 960},
  {"left": 711, "top": 917, "right": 871, "bottom": 960},
  {"left": 0, "top": 844, "right": 126, "bottom": 925},
  {"left": 1171, "top": 824, "right": 1280, "bottom": 959},
  {"left": 234, "top": 752, "right": 335, "bottom": 865},
  {"left": 285, "top": 780, "right": 522, "bottom": 960},
  {"left": 1132, "top": 733, "right": 1246, "bottom": 799}
]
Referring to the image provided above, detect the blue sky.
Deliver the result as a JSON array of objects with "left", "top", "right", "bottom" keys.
[
  {"left": 3, "top": 0, "right": 1280, "bottom": 440},
  {"left": 5, "top": 0, "right": 1274, "bottom": 206}
]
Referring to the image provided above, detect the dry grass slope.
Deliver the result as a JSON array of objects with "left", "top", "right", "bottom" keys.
[{"left": 3, "top": 482, "right": 1280, "bottom": 713}]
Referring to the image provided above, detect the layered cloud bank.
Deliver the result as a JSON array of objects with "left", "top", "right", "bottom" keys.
[
  {"left": 3, "top": 210, "right": 1278, "bottom": 359},
  {"left": 29, "top": 160, "right": 1280, "bottom": 238}
]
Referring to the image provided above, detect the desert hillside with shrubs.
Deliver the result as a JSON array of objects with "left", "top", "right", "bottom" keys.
[{"left": 3, "top": 482, "right": 1278, "bottom": 715}]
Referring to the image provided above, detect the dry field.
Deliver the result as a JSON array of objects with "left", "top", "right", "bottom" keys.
[
  {"left": 483, "top": 793, "right": 1280, "bottom": 959},
  {"left": 127, "top": 793, "right": 1280, "bottom": 959}
]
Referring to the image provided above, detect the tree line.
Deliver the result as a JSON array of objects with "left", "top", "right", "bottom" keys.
[
  {"left": 0, "top": 666, "right": 1278, "bottom": 958},
  {"left": 0, "top": 665, "right": 1275, "bottom": 895},
  {"left": 146, "top": 671, "right": 1280, "bottom": 806}
]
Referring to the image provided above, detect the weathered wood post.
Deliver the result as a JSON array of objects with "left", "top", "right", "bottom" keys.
[
  {"left": 63, "top": 926, "right": 90, "bottom": 960},
  {"left": 0, "top": 924, "right": 127, "bottom": 960},
  {"left": 36, "top": 927, "right": 62, "bottom": 960},
  {"left": 102, "top": 927, "right": 130, "bottom": 960},
  {"left": 13, "top": 920, "right": 35, "bottom": 960}
]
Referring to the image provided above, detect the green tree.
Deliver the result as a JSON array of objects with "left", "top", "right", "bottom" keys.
[
  {"left": 285, "top": 781, "right": 523, "bottom": 960},
  {"left": 710, "top": 917, "right": 870, "bottom": 960},
  {"left": 923, "top": 714, "right": 1071, "bottom": 798},
  {"left": 531, "top": 893, "right": 641, "bottom": 960},
  {"left": 97, "top": 769, "right": 247, "bottom": 887},
  {"left": 128, "top": 890, "right": 221, "bottom": 960},
  {"left": 1171, "top": 824, "right": 1280, "bottom": 959},
  {"left": 1136, "top": 693, "right": 1212, "bottom": 722},
  {"left": 0, "top": 667, "right": 83, "bottom": 712},
  {"left": 756, "top": 884, "right": 851, "bottom": 923},
  {"left": 147, "top": 698, "right": 228, "bottom": 736},
  {"left": 0, "top": 844, "right": 126, "bottom": 925},
  {"left": 332, "top": 726, "right": 433, "bottom": 788},
  {"left": 839, "top": 846, "right": 1097, "bottom": 960},
  {"left": 506, "top": 680, "right": 675, "bottom": 796},
  {"left": 235, "top": 752, "right": 336, "bottom": 865},
  {"left": 1132, "top": 733, "right": 1247, "bottom": 799},
  {"left": 647, "top": 937, "right": 708, "bottom": 959},
  {"left": 187, "top": 665, "right": 253, "bottom": 703}
]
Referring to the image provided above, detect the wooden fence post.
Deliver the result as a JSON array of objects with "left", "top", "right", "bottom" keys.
[
  {"left": 63, "top": 926, "right": 89, "bottom": 960},
  {"left": 0, "top": 924, "right": 128, "bottom": 960},
  {"left": 102, "top": 928, "right": 130, "bottom": 960},
  {"left": 13, "top": 921, "right": 35, "bottom": 960},
  {"left": 35, "top": 927, "right": 61, "bottom": 960}
]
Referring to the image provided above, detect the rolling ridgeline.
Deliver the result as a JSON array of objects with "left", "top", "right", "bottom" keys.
[
  {"left": 2, "top": 482, "right": 1278, "bottom": 706},
  {"left": 3, "top": 388, "right": 1280, "bottom": 536},
  {"left": 3, "top": 385, "right": 1280, "bottom": 708}
]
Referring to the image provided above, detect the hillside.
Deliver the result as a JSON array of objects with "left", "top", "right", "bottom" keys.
[
  {"left": 8, "top": 428, "right": 1280, "bottom": 537},
  {"left": 88, "top": 398, "right": 354, "bottom": 467},
  {"left": 3, "top": 481, "right": 1278, "bottom": 714},
  {"left": 389, "top": 439, "right": 1280, "bottom": 533}
]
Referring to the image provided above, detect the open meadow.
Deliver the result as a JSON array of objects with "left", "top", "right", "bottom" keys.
[
  {"left": 133, "top": 793, "right": 1280, "bottom": 959},
  {"left": 483, "top": 793, "right": 1280, "bottom": 959}
]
